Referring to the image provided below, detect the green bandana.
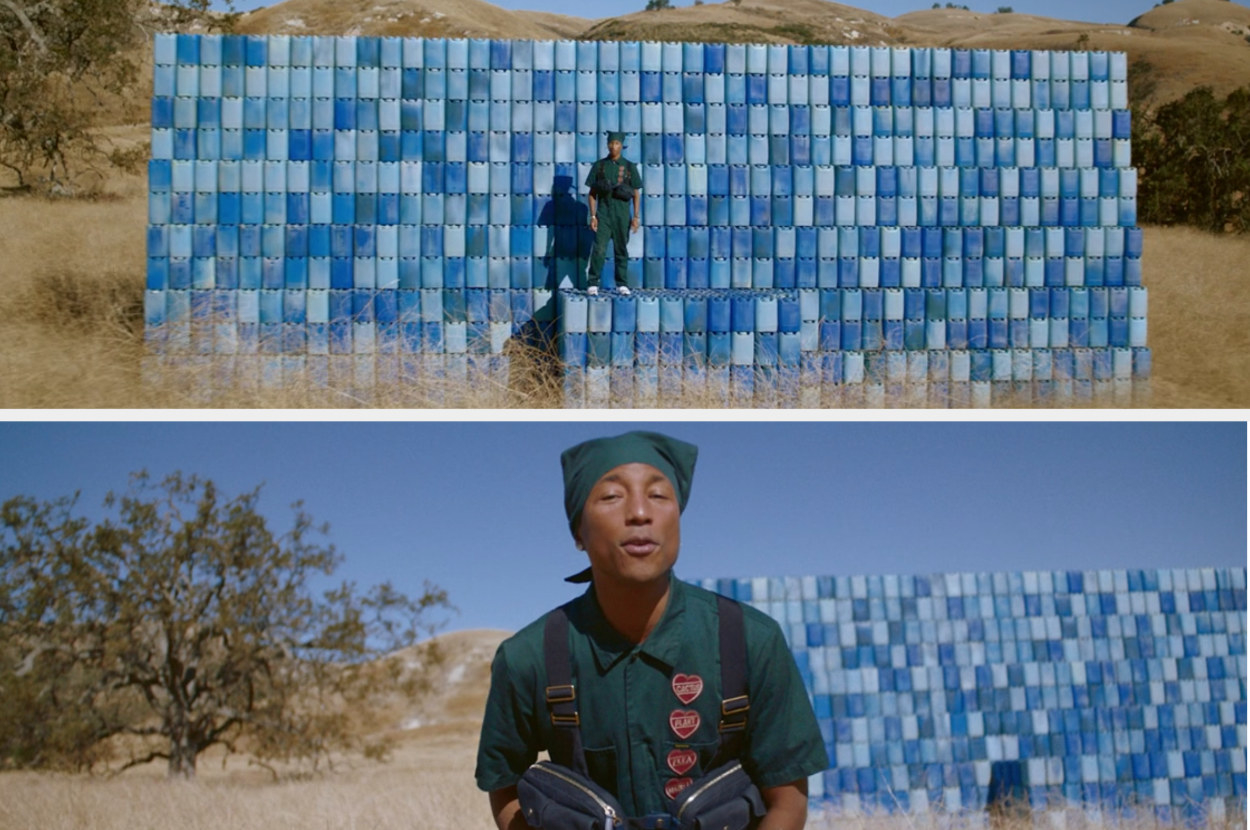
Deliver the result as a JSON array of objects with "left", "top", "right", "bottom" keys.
[
  {"left": 606, "top": 130, "right": 626, "bottom": 144},
  {"left": 560, "top": 431, "right": 698, "bottom": 583}
]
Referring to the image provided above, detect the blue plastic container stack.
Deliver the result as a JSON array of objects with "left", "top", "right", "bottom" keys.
[
  {"left": 145, "top": 35, "right": 1150, "bottom": 404},
  {"left": 694, "top": 567, "right": 1246, "bottom": 818}
]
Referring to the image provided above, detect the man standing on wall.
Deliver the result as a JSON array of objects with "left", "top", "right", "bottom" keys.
[{"left": 585, "top": 131, "right": 643, "bottom": 296}]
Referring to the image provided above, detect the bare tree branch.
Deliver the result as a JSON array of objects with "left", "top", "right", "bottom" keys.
[
  {"left": 0, "top": 0, "right": 49, "bottom": 55},
  {"left": 108, "top": 750, "right": 170, "bottom": 777}
]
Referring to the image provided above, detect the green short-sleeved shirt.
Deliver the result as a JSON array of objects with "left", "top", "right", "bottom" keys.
[
  {"left": 585, "top": 156, "right": 643, "bottom": 200},
  {"left": 475, "top": 574, "right": 829, "bottom": 817}
]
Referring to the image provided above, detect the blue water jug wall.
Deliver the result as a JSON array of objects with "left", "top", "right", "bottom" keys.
[
  {"left": 145, "top": 34, "right": 1150, "bottom": 406},
  {"left": 692, "top": 567, "right": 1245, "bottom": 818}
]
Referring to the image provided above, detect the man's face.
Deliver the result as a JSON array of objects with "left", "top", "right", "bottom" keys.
[
  {"left": 575, "top": 462, "right": 680, "bottom": 588},
  {"left": 607, "top": 139, "right": 623, "bottom": 158}
]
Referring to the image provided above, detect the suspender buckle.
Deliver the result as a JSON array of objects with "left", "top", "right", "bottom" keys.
[
  {"left": 546, "top": 684, "right": 576, "bottom": 704},
  {"left": 719, "top": 694, "right": 750, "bottom": 732},
  {"left": 547, "top": 684, "right": 579, "bottom": 726},
  {"left": 550, "top": 711, "right": 581, "bottom": 727}
]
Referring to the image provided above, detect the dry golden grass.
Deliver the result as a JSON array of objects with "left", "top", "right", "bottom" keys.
[
  {"left": 0, "top": 727, "right": 495, "bottom": 830},
  {"left": 0, "top": 738, "right": 1245, "bottom": 830},
  {"left": 583, "top": 0, "right": 900, "bottom": 47},
  {"left": 364, "top": 629, "right": 507, "bottom": 732},
  {"left": 234, "top": 0, "right": 592, "bottom": 40},
  {"left": 0, "top": 147, "right": 152, "bottom": 408},
  {"left": 1135, "top": 226, "right": 1250, "bottom": 408},
  {"left": 0, "top": 628, "right": 1244, "bottom": 830},
  {"left": 1130, "top": 0, "right": 1250, "bottom": 32},
  {"left": 0, "top": 146, "right": 1246, "bottom": 409}
]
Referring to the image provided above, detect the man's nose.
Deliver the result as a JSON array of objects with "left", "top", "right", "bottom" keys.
[{"left": 624, "top": 489, "right": 651, "bottom": 522}]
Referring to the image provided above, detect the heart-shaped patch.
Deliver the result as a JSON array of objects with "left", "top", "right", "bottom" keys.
[
  {"left": 664, "top": 777, "right": 694, "bottom": 801},
  {"left": 668, "top": 709, "right": 701, "bottom": 740},
  {"left": 667, "top": 748, "right": 698, "bottom": 776},
  {"left": 671, "top": 673, "right": 704, "bottom": 705}
]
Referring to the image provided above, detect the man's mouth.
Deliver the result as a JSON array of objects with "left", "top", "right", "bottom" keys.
[{"left": 621, "top": 537, "right": 658, "bottom": 556}]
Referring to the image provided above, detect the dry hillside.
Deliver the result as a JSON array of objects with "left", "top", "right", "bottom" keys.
[
  {"left": 215, "top": 0, "right": 1249, "bottom": 107},
  {"left": 906, "top": 0, "right": 1250, "bottom": 106},
  {"left": 588, "top": 0, "right": 1249, "bottom": 106},
  {"left": 370, "top": 629, "right": 509, "bottom": 739},
  {"left": 233, "top": 0, "right": 591, "bottom": 40},
  {"left": 583, "top": 0, "right": 902, "bottom": 46},
  {"left": 57, "top": 0, "right": 1242, "bottom": 133}
]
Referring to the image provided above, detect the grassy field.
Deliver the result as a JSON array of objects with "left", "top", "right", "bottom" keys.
[
  {"left": 1, "top": 630, "right": 1242, "bottom": 830},
  {"left": 0, "top": 728, "right": 1244, "bottom": 830},
  {"left": 0, "top": 728, "right": 489, "bottom": 830},
  {"left": 1, "top": 147, "right": 1247, "bottom": 409}
]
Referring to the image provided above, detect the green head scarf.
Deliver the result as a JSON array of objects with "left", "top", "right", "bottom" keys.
[
  {"left": 560, "top": 431, "right": 698, "bottom": 583},
  {"left": 606, "top": 130, "right": 626, "bottom": 144}
]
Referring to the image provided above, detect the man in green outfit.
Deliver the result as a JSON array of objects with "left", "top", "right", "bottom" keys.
[
  {"left": 476, "top": 431, "right": 829, "bottom": 830},
  {"left": 585, "top": 131, "right": 643, "bottom": 296}
]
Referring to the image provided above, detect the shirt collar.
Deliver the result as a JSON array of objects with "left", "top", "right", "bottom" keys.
[{"left": 573, "top": 572, "right": 688, "bottom": 674}]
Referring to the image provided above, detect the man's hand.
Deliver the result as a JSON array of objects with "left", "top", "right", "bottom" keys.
[
  {"left": 489, "top": 785, "right": 533, "bottom": 830},
  {"left": 758, "top": 778, "right": 809, "bottom": 830},
  {"left": 590, "top": 215, "right": 598, "bottom": 232},
  {"left": 630, "top": 216, "right": 640, "bottom": 233}
]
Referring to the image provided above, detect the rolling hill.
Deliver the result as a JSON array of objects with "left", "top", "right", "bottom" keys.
[
  {"left": 232, "top": 0, "right": 591, "bottom": 40},
  {"left": 370, "top": 628, "right": 509, "bottom": 739},
  {"left": 225, "top": 0, "right": 1250, "bottom": 105}
]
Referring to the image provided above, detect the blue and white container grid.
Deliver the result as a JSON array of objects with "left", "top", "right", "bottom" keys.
[
  {"left": 693, "top": 567, "right": 1245, "bottom": 819},
  {"left": 146, "top": 35, "right": 1149, "bottom": 405}
]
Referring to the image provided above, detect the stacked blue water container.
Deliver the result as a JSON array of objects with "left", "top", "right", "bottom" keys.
[
  {"left": 694, "top": 567, "right": 1245, "bottom": 818},
  {"left": 145, "top": 35, "right": 1150, "bottom": 404}
]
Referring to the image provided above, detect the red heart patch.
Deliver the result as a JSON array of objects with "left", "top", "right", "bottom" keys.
[
  {"left": 667, "top": 748, "right": 698, "bottom": 776},
  {"left": 669, "top": 709, "right": 701, "bottom": 740},
  {"left": 664, "top": 777, "right": 694, "bottom": 801},
  {"left": 671, "top": 673, "right": 704, "bottom": 705}
]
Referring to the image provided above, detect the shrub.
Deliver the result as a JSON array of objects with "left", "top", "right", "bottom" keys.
[
  {"left": 0, "top": 0, "right": 232, "bottom": 194},
  {"left": 1134, "top": 85, "right": 1250, "bottom": 233}
]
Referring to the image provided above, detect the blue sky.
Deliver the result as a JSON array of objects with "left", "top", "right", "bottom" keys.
[
  {"left": 0, "top": 421, "right": 1243, "bottom": 635},
  {"left": 213, "top": 0, "right": 1248, "bottom": 27}
]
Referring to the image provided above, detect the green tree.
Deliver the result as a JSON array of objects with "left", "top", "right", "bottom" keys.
[
  {"left": 0, "top": 0, "right": 232, "bottom": 191},
  {"left": 645, "top": 0, "right": 672, "bottom": 9},
  {"left": 0, "top": 494, "right": 127, "bottom": 771},
  {"left": 1135, "top": 85, "right": 1250, "bottom": 233},
  {"left": 0, "top": 471, "right": 451, "bottom": 779}
]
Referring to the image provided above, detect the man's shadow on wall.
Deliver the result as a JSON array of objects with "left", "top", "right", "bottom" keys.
[{"left": 511, "top": 175, "right": 592, "bottom": 395}]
